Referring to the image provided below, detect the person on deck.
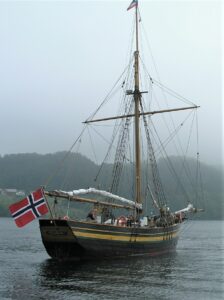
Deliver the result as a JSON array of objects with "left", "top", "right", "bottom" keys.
[{"left": 87, "top": 208, "right": 97, "bottom": 221}]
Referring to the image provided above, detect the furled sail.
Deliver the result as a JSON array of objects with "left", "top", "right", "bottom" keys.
[
  {"left": 59, "top": 188, "right": 142, "bottom": 209},
  {"left": 175, "top": 204, "right": 204, "bottom": 215}
]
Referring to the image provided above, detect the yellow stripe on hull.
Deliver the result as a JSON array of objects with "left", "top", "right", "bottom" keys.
[
  {"left": 72, "top": 225, "right": 174, "bottom": 236},
  {"left": 73, "top": 230, "right": 179, "bottom": 242}
]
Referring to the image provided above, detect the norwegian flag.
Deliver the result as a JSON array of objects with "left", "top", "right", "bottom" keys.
[
  {"left": 127, "top": 0, "right": 138, "bottom": 11},
  {"left": 9, "top": 188, "right": 48, "bottom": 227}
]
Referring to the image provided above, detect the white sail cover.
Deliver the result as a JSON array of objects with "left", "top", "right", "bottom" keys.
[
  {"left": 59, "top": 187, "right": 142, "bottom": 209},
  {"left": 175, "top": 204, "right": 194, "bottom": 214}
]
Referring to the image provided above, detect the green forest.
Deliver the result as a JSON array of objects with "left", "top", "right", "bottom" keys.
[{"left": 0, "top": 152, "right": 223, "bottom": 219}]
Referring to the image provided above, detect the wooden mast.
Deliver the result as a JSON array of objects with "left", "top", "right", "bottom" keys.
[{"left": 134, "top": 3, "right": 141, "bottom": 206}]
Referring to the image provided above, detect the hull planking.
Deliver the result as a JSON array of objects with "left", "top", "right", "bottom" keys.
[{"left": 39, "top": 219, "right": 180, "bottom": 261}]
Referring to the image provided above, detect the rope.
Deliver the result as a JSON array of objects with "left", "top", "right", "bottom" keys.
[
  {"left": 87, "top": 126, "right": 98, "bottom": 164},
  {"left": 140, "top": 101, "right": 167, "bottom": 207},
  {"left": 195, "top": 111, "right": 205, "bottom": 207},
  {"left": 85, "top": 64, "right": 132, "bottom": 123},
  {"left": 152, "top": 78, "right": 197, "bottom": 106},
  {"left": 44, "top": 124, "right": 88, "bottom": 188},
  {"left": 110, "top": 101, "right": 133, "bottom": 194},
  {"left": 154, "top": 110, "right": 194, "bottom": 156}
]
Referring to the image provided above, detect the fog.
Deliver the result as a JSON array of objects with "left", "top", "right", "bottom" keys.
[{"left": 0, "top": 0, "right": 222, "bottom": 166}]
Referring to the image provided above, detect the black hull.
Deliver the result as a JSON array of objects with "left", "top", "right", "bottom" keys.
[{"left": 39, "top": 219, "right": 180, "bottom": 261}]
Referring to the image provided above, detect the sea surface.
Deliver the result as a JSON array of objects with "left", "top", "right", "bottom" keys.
[{"left": 0, "top": 218, "right": 223, "bottom": 300}]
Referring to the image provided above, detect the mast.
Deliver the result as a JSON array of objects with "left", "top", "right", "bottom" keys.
[{"left": 134, "top": 3, "right": 141, "bottom": 205}]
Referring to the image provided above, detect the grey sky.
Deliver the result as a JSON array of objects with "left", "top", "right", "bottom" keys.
[{"left": 0, "top": 0, "right": 222, "bottom": 165}]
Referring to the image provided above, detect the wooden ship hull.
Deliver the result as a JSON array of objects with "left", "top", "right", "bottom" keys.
[
  {"left": 37, "top": 0, "right": 202, "bottom": 262},
  {"left": 39, "top": 219, "right": 180, "bottom": 260}
]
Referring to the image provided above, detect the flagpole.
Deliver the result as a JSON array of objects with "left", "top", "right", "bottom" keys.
[{"left": 42, "top": 187, "right": 55, "bottom": 219}]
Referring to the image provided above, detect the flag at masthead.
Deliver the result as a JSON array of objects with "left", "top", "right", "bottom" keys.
[{"left": 127, "top": 0, "right": 138, "bottom": 11}]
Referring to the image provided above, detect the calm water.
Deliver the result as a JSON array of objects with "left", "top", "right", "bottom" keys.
[{"left": 0, "top": 218, "right": 223, "bottom": 300}]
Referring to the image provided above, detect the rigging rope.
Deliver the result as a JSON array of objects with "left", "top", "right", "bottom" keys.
[
  {"left": 152, "top": 78, "right": 197, "bottom": 106},
  {"left": 44, "top": 124, "right": 88, "bottom": 188},
  {"left": 154, "top": 110, "right": 194, "bottom": 156},
  {"left": 110, "top": 100, "right": 133, "bottom": 194},
  {"left": 150, "top": 120, "right": 191, "bottom": 204},
  {"left": 140, "top": 101, "right": 167, "bottom": 207},
  {"left": 92, "top": 59, "right": 135, "bottom": 186},
  {"left": 87, "top": 126, "right": 98, "bottom": 164},
  {"left": 196, "top": 111, "right": 205, "bottom": 207},
  {"left": 85, "top": 64, "right": 132, "bottom": 123}
]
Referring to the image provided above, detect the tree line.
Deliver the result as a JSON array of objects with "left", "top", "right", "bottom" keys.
[{"left": 0, "top": 152, "right": 223, "bottom": 219}]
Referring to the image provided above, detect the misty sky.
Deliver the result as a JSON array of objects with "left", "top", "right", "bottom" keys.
[{"left": 0, "top": 0, "right": 222, "bottom": 166}]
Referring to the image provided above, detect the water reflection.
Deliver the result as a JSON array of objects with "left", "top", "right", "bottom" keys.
[
  {"left": 1, "top": 219, "right": 222, "bottom": 299},
  {"left": 37, "top": 254, "right": 178, "bottom": 299}
]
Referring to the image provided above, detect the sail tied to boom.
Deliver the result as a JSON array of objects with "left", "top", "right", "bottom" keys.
[{"left": 45, "top": 188, "right": 142, "bottom": 210}]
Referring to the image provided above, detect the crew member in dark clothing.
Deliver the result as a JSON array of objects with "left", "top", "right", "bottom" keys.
[{"left": 87, "top": 208, "right": 97, "bottom": 220}]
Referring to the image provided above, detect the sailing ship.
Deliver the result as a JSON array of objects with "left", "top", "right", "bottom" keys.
[{"left": 39, "top": 0, "right": 203, "bottom": 260}]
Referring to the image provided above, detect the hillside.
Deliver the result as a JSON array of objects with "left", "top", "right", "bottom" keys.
[{"left": 0, "top": 152, "right": 223, "bottom": 219}]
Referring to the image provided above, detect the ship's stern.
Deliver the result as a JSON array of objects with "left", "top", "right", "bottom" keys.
[{"left": 39, "top": 219, "right": 84, "bottom": 260}]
